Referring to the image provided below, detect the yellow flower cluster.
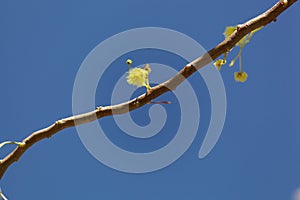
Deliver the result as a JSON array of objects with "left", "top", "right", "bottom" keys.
[
  {"left": 126, "top": 59, "right": 151, "bottom": 90},
  {"left": 127, "top": 68, "right": 150, "bottom": 87},
  {"left": 214, "top": 25, "right": 263, "bottom": 83}
]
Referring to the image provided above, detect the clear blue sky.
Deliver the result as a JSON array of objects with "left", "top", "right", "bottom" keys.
[{"left": 0, "top": 0, "right": 299, "bottom": 199}]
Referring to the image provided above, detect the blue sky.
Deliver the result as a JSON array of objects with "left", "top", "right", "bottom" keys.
[{"left": 0, "top": 0, "right": 299, "bottom": 199}]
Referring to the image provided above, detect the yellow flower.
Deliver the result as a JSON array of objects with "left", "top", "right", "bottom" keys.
[
  {"left": 125, "top": 59, "right": 151, "bottom": 90},
  {"left": 213, "top": 59, "right": 226, "bottom": 71},
  {"left": 126, "top": 59, "right": 133, "bottom": 65},
  {"left": 127, "top": 67, "right": 151, "bottom": 89},
  {"left": 234, "top": 71, "right": 248, "bottom": 82}
]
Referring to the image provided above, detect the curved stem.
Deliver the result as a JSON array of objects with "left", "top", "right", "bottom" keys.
[{"left": 239, "top": 48, "right": 243, "bottom": 71}]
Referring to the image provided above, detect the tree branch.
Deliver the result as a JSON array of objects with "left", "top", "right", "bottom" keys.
[{"left": 0, "top": 0, "right": 297, "bottom": 179}]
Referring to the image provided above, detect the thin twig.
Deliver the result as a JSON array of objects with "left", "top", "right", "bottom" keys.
[{"left": 0, "top": 0, "right": 297, "bottom": 179}]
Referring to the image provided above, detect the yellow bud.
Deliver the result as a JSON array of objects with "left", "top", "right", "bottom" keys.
[
  {"left": 229, "top": 60, "right": 235, "bottom": 67},
  {"left": 126, "top": 59, "right": 133, "bottom": 65},
  {"left": 281, "top": 0, "right": 288, "bottom": 6}
]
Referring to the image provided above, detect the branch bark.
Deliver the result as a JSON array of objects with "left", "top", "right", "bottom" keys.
[{"left": 0, "top": 0, "right": 297, "bottom": 179}]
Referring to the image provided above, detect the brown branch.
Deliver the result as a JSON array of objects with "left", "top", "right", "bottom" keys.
[{"left": 0, "top": 0, "right": 297, "bottom": 179}]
